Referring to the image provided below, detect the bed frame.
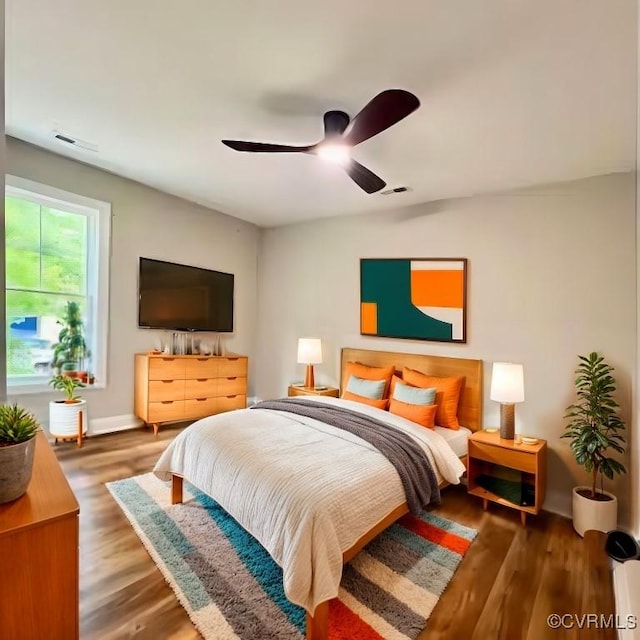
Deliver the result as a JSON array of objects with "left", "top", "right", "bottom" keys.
[{"left": 171, "top": 347, "right": 483, "bottom": 640}]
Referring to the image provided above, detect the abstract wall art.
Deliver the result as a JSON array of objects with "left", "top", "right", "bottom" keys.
[{"left": 360, "top": 258, "right": 467, "bottom": 343}]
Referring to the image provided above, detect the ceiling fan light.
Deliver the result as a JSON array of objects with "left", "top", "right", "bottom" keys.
[{"left": 316, "top": 143, "right": 351, "bottom": 166}]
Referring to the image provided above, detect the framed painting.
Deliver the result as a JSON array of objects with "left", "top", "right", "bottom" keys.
[{"left": 360, "top": 258, "right": 467, "bottom": 343}]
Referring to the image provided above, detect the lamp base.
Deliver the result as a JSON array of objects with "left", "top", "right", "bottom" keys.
[
  {"left": 304, "top": 364, "right": 315, "bottom": 389},
  {"left": 499, "top": 403, "right": 515, "bottom": 440}
]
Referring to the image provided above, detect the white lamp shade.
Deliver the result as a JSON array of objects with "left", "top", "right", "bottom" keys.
[
  {"left": 297, "top": 338, "right": 322, "bottom": 364},
  {"left": 490, "top": 362, "right": 525, "bottom": 403}
]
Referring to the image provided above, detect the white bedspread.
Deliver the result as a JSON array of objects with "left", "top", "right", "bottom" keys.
[{"left": 153, "top": 396, "right": 466, "bottom": 613}]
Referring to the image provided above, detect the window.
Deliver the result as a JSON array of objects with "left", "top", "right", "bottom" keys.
[{"left": 5, "top": 176, "right": 110, "bottom": 392}]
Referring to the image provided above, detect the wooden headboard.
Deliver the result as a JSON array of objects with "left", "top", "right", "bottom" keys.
[{"left": 340, "top": 347, "right": 483, "bottom": 432}]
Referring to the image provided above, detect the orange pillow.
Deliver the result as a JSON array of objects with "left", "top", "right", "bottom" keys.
[
  {"left": 402, "top": 367, "right": 463, "bottom": 430},
  {"left": 342, "top": 390, "right": 388, "bottom": 410},
  {"left": 343, "top": 362, "right": 395, "bottom": 398},
  {"left": 389, "top": 399, "right": 437, "bottom": 429}
]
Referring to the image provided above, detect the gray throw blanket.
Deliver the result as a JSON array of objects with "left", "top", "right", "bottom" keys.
[{"left": 251, "top": 398, "right": 440, "bottom": 513}]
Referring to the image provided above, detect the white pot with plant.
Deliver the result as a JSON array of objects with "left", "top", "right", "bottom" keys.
[
  {"left": 562, "top": 352, "right": 626, "bottom": 536},
  {"left": 0, "top": 403, "right": 40, "bottom": 503},
  {"left": 49, "top": 374, "right": 87, "bottom": 442}
]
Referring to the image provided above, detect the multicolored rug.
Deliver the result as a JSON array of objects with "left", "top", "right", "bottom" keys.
[{"left": 106, "top": 473, "right": 476, "bottom": 640}]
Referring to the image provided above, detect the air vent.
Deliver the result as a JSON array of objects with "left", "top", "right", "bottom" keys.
[
  {"left": 53, "top": 131, "right": 98, "bottom": 153},
  {"left": 381, "top": 186, "right": 410, "bottom": 195}
]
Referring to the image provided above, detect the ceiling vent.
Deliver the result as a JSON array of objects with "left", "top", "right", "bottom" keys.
[
  {"left": 53, "top": 131, "right": 98, "bottom": 153},
  {"left": 381, "top": 186, "right": 410, "bottom": 195}
]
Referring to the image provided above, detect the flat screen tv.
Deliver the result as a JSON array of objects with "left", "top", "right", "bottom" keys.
[{"left": 138, "top": 258, "right": 234, "bottom": 332}]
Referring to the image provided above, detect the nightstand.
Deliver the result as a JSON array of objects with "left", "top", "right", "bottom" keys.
[
  {"left": 287, "top": 385, "right": 339, "bottom": 398},
  {"left": 467, "top": 430, "right": 547, "bottom": 525}
]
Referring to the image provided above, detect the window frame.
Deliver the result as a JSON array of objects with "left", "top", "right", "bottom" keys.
[{"left": 5, "top": 175, "right": 111, "bottom": 394}]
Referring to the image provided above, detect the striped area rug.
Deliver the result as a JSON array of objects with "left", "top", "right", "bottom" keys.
[{"left": 107, "top": 473, "right": 476, "bottom": 640}]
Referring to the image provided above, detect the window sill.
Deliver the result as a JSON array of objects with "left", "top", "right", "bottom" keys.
[{"left": 8, "top": 382, "right": 105, "bottom": 396}]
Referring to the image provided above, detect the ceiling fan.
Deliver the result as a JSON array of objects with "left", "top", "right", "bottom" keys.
[{"left": 221, "top": 89, "right": 420, "bottom": 194}]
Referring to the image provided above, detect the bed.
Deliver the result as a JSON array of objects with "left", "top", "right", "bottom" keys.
[{"left": 154, "top": 347, "right": 483, "bottom": 640}]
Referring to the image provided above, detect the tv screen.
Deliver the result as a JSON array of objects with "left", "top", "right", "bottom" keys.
[{"left": 138, "top": 258, "right": 234, "bottom": 332}]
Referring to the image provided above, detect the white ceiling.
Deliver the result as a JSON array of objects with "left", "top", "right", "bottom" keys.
[{"left": 6, "top": 1, "right": 637, "bottom": 228}]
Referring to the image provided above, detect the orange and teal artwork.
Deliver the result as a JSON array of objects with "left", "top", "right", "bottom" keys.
[{"left": 360, "top": 258, "right": 467, "bottom": 343}]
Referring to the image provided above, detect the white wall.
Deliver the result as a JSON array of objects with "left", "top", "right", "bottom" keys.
[
  {"left": 256, "top": 172, "right": 636, "bottom": 523},
  {"left": 6, "top": 137, "right": 260, "bottom": 432}
]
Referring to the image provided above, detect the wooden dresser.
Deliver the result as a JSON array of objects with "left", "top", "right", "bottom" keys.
[
  {"left": 0, "top": 431, "right": 79, "bottom": 639},
  {"left": 134, "top": 353, "right": 248, "bottom": 434}
]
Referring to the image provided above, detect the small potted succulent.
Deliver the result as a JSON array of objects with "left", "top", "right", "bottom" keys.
[
  {"left": 0, "top": 403, "right": 40, "bottom": 503},
  {"left": 49, "top": 374, "right": 87, "bottom": 442},
  {"left": 562, "top": 352, "right": 626, "bottom": 536}
]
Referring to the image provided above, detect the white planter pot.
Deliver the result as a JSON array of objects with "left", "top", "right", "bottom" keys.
[
  {"left": 572, "top": 486, "right": 617, "bottom": 537},
  {"left": 49, "top": 399, "right": 87, "bottom": 438}
]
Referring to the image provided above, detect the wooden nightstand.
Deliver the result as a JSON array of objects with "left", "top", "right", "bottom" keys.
[
  {"left": 467, "top": 430, "right": 547, "bottom": 525},
  {"left": 288, "top": 385, "right": 339, "bottom": 398}
]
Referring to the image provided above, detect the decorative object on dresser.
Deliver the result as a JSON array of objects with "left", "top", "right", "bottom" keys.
[
  {"left": 562, "top": 352, "right": 626, "bottom": 537},
  {"left": 489, "top": 362, "right": 525, "bottom": 440},
  {"left": 49, "top": 374, "right": 87, "bottom": 447},
  {"left": 134, "top": 353, "right": 248, "bottom": 436},
  {"left": 0, "top": 431, "right": 79, "bottom": 639},
  {"left": 296, "top": 337, "right": 323, "bottom": 389},
  {"left": 0, "top": 403, "right": 40, "bottom": 504},
  {"left": 360, "top": 258, "right": 467, "bottom": 343},
  {"left": 288, "top": 384, "right": 339, "bottom": 398},
  {"left": 467, "top": 430, "right": 547, "bottom": 526}
]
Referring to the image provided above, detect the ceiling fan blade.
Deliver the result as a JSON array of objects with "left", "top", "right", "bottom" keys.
[
  {"left": 222, "top": 140, "right": 311, "bottom": 153},
  {"left": 343, "top": 89, "right": 420, "bottom": 147},
  {"left": 346, "top": 159, "right": 386, "bottom": 194}
]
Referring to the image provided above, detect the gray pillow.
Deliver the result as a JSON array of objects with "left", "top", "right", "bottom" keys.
[
  {"left": 393, "top": 380, "right": 436, "bottom": 405},
  {"left": 346, "top": 375, "right": 386, "bottom": 400}
]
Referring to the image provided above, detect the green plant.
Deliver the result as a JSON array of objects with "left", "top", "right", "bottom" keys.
[
  {"left": 51, "top": 301, "right": 89, "bottom": 373},
  {"left": 49, "top": 374, "right": 86, "bottom": 402},
  {"left": 562, "top": 352, "right": 626, "bottom": 499},
  {"left": 0, "top": 404, "right": 39, "bottom": 445}
]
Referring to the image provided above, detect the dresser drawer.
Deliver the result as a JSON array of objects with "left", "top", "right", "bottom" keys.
[
  {"left": 184, "top": 378, "right": 218, "bottom": 399},
  {"left": 148, "top": 379, "right": 185, "bottom": 401},
  {"left": 218, "top": 357, "right": 247, "bottom": 378},
  {"left": 216, "top": 394, "right": 246, "bottom": 413},
  {"left": 218, "top": 376, "right": 246, "bottom": 396},
  {"left": 147, "top": 400, "right": 185, "bottom": 423},
  {"left": 469, "top": 441, "right": 536, "bottom": 473},
  {"left": 148, "top": 357, "right": 186, "bottom": 380},
  {"left": 185, "top": 358, "right": 218, "bottom": 379},
  {"left": 184, "top": 397, "right": 218, "bottom": 420}
]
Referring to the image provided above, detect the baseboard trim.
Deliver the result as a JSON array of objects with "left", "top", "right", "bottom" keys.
[{"left": 90, "top": 414, "right": 144, "bottom": 435}]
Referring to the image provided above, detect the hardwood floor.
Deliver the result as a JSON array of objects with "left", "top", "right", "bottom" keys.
[{"left": 54, "top": 426, "right": 615, "bottom": 640}]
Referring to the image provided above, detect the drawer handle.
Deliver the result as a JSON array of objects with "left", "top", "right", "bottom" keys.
[
  {"left": 196, "top": 378, "right": 207, "bottom": 382},
  {"left": 227, "top": 358, "right": 239, "bottom": 361},
  {"left": 196, "top": 398, "right": 207, "bottom": 402},
  {"left": 226, "top": 395, "right": 237, "bottom": 399},
  {"left": 161, "top": 380, "right": 174, "bottom": 384},
  {"left": 197, "top": 358, "right": 208, "bottom": 361},
  {"left": 226, "top": 377, "right": 237, "bottom": 381},
  {"left": 161, "top": 358, "right": 176, "bottom": 361},
  {"left": 161, "top": 401, "right": 174, "bottom": 405}
]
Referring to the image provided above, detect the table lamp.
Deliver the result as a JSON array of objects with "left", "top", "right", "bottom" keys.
[
  {"left": 297, "top": 338, "right": 322, "bottom": 389},
  {"left": 490, "top": 362, "right": 524, "bottom": 440}
]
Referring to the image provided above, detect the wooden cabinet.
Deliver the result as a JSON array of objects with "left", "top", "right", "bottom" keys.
[
  {"left": 288, "top": 385, "right": 340, "bottom": 398},
  {"left": 467, "top": 430, "right": 546, "bottom": 525},
  {"left": 134, "top": 353, "right": 248, "bottom": 435},
  {"left": 0, "top": 431, "right": 79, "bottom": 639}
]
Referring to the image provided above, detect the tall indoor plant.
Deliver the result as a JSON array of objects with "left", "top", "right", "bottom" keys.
[
  {"left": 562, "top": 351, "right": 626, "bottom": 536},
  {"left": 0, "top": 403, "right": 40, "bottom": 503},
  {"left": 51, "top": 301, "right": 89, "bottom": 377}
]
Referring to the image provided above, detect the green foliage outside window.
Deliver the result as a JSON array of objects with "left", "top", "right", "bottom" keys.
[{"left": 5, "top": 195, "right": 89, "bottom": 377}]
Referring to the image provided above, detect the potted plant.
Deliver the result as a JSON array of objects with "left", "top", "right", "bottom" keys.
[
  {"left": 49, "top": 374, "right": 87, "bottom": 445},
  {"left": 562, "top": 352, "right": 626, "bottom": 536},
  {"left": 0, "top": 403, "right": 40, "bottom": 503},
  {"left": 51, "top": 301, "right": 89, "bottom": 378}
]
